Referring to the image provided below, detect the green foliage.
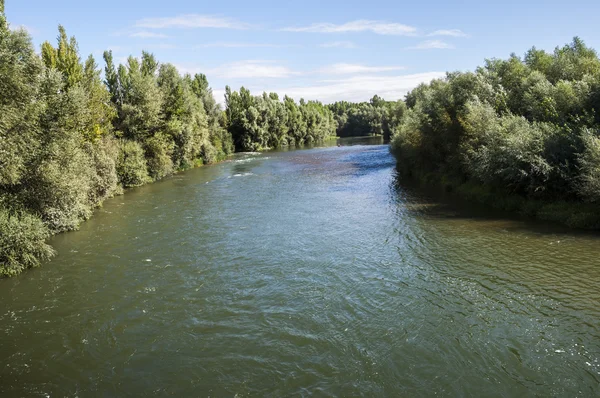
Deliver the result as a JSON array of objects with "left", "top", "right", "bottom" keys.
[
  {"left": 145, "top": 133, "right": 174, "bottom": 180},
  {"left": 392, "top": 37, "right": 600, "bottom": 228},
  {"left": 328, "top": 96, "right": 406, "bottom": 139},
  {"left": 0, "top": 12, "right": 238, "bottom": 276},
  {"left": 43, "top": 25, "right": 84, "bottom": 89},
  {"left": 87, "top": 136, "right": 121, "bottom": 204},
  {"left": 27, "top": 71, "right": 96, "bottom": 232},
  {"left": 116, "top": 140, "right": 151, "bottom": 187},
  {"left": 225, "top": 87, "right": 336, "bottom": 151},
  {"left": 41, "top": 41, "right": 57, "bottom": 69},
  {"left": 0, "top": 15, "right": 43, "bottom": 186},
  {"left": 0, "top": 209, "right": 55, "bottom": 277},
  {"left": 103, "top": 50, "right": 120, "bottom": 105},
  {"left": 577, "top": 130, "right": 600, "bottom": 202}
]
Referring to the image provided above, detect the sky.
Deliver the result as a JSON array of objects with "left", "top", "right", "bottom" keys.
[{"left": 6, "top": 0, "right": 600, "bottom": 105}]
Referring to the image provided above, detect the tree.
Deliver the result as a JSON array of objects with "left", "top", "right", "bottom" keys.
[
  {"left": 82, "top": 54, "right": 116, "bottom": 141},
  {"left": 41, "top": 41, "right": 57, "bottom": 69},
  {"left": 103, "top": 50, "right": 120, "bottom": 106},
  {"left": 0, "top": 11, "right": 43, "bottom": 186},
  {"left": 55, "top": 25, "right": 83, "bottom": 89}
]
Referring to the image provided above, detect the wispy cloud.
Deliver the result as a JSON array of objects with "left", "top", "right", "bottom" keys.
[
  {"left": 11, "top": 24, "right": 37, "bottom": 34},
  {"left": 196, "top": 42, "right": 286, "bottom": 48},
  {"left": 130, "top": 31, "right": 169, "bottom": 38},
  {"left": 135, "top": 14, "right": 251, "bottom": 30},
  {"left": 283, "top": 20, "right": 417, "bottom": 36},
  {"left": 145, "top": 43, "right": 178, "bottom": 50},
  {"left": 177, "top": 60, "right": 297, "bottom": 80},
  {"left": 319, "top": 41, "right": 357, "bottom": 49},
  {"left": 214, "top": 72, "right": 445, "bottom": 105},
  {"left": 407, "top": 40, "right": 454, "bottom": 50},
  {"left": 319, "top": 63, "right": 405, "bottom": 74},
  {"left": 427, "top": 29, "right": 468, "bottom": 38}
]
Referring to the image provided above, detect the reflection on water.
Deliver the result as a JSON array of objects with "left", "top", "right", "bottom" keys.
[{"left": 1, "top": 138, "right": 599, "bottom": 397}]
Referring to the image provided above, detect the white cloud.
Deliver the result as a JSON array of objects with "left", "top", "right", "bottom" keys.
[
  {"left": 130, "top": 31, "right": 169, "bottom": 38},
  {"left": 182, "top": 60, "right": 408, "bottom": 83},
  {"left": 283, "top": 20, "right": 417, "bottom": 36},
  {"left": 214, "top": 61, "right": 297, "bottom": 79},
  {"left": 319, "top": 63, "right": 405, "bottom": 74},
  {"left": 428, "top": 29, "right": 468, "bottom": 38},
  {"left": 407, "top": 40, "right": 454, "bottom": 50},
  {"left": 177, "top": 60, "right": 297, "bottom": 80},
  {"left": 135, "top": 14, "right": 251, "bottom": 30},
  {"left": 319, "top": 41, "right": 357, "bottom": 49},
  {"left": 214, "top": 72, "right": 445, "bottom": 105},
  {"left": 11, "top": 24, "right": 37, "bottom": 34},
  {"left": 196, "top": 42, "right": 285, "bottom": 48}
]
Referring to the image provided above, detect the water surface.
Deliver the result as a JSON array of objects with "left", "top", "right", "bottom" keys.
[{"left": 1, "top": 137, "right": 599, "bottom": 397}]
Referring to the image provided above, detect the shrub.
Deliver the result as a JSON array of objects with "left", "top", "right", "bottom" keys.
[
  {"left": 0, "top": 209, "right": 55, "bottom": 277},
  {"left": 116, "top": 140, "right": 151, "bottom": 187},
  {"left": 85, "top": 136, "right": 121, "bottom": 206},
  {"left": 577, "top": 130, "right": 600, "bottom": 202},
  {"left": 145, "top": 133, "right": 174, "bottom": 180}
]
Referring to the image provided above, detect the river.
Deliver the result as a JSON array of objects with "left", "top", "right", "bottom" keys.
[{"left": 1, "top": 137, "right": 599, "bottom": 397}]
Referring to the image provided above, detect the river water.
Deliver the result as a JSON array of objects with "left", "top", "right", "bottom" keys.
[{"left": 1, "top": 137, "right": 599, "bottom": 397}]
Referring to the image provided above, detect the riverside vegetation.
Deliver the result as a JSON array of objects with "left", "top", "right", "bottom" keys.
[
  {"left": 0, "top": 5, "right": 344, "bottom": 277},
  {"left": 2, "top": 0, "right": 600, "bottom": 277},
  {"left": 391, "top": 37, "right": 600, "bottom": 229}
]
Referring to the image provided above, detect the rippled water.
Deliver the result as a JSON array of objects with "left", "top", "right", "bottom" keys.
[{"left": 1, "top": 137, "right": 600, "bottom": 397}]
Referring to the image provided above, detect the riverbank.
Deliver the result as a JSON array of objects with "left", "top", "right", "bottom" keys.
[
  {"left": 390, "top": 38, "right": 600, "bottom": 231},
  {"left": 0, "top": 136, "right": 338, "bottom": 278},
  {"left": 398, "top": 169, "right": 600, "bottom": 230}
]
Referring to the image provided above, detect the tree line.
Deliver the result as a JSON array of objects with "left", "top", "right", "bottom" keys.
[
  {"left": 391, "top": 37, "right": 600, "bottom": 228},
  {"left": 225, "top": 87, "right": 336, "bottom": 151},
  {"left": 328, "top": 96, "right": 406, "bottom": 140},
  {"left": 0, "top": 7, "right": 340, "bottom": 276}
]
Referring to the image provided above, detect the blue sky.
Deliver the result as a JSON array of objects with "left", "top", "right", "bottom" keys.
[{"left": 6, "top": 0, "right": 600, "bottom": 104}]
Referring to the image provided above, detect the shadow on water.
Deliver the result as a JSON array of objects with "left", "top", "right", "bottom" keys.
[
  {"left": 337, "top": 135, "right": 385, "bottom": 146},
  {"left": 389, "top": 166, "right": 600, "bottom": 238},
  {"left": 341, "top": 145, "right": 396, "bottom": 173}
]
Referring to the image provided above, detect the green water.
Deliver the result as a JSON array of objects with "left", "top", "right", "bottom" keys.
[{"left": 1, "top": 137, "right": 599, "bottom": 397}]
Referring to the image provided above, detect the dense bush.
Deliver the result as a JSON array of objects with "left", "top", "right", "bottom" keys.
[
  {"left": 391, "top": 38, "right": 600, "bottom": 226},
  {"left": 0, "top": 209, "right": 55, "bottom": 277},
  {"left": 116, "top": 140, "right": 151, "bottom": 187},
  {"left": 578, "top": 131, "right": 600, "bottom": 202}
]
